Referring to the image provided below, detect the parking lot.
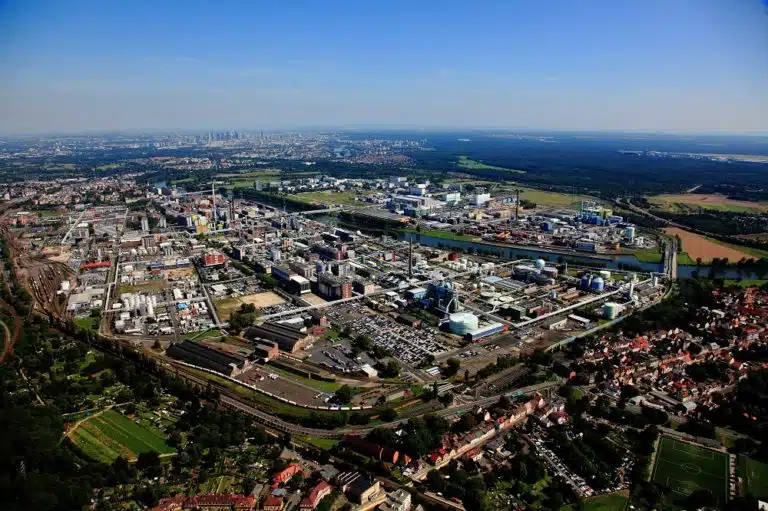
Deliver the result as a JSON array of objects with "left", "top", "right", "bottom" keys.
[{"left": 322, "top": 303, "right": 450, "bottom": 366}]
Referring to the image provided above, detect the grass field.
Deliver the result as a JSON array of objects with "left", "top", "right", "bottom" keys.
[
  {"left": 183, "top": 329, "right": 223, "bottom": 341},
  {"left": 677, "top": 252, "right": 697, "bottom": 265},
  {"left": 518, "top": 187, "right": 596, "bottom": 208},
  {"left": 408, "top": 228, "right": 478, "bottom": 242},
  {"left": 71, "top": 410, "right": 174, "bottom": 463},
  {"left": 296, "top": 190, "right": 363, "bottom": 206},
  {"left": 296, "top": 436, "right": 340, "bottom": 450},
  {"left": 738, "top": 456, "right": 768, "bottom": 500},
  {"left": 651, "top": 436, "right": 730, "bottom": 504},
  {"left": 265, "top": 363, "right": 342, "bottom": 393},
  {"left": 649, "top": 194, "right": 768, "bottom": 213},
  {"left": 724, "top": 279, "right": 768, "bottom": 288},
  {"left": 559, "top": 491, "right": 629, "bottom": 511},
  {"left": 458, "top": 156, "right": 526, "bottom": 173},
  {"left": 622, "top": 247, "right": 663, "bottom": 263},
  {"left": 118, "top": 280, "right": 167, "bottom": 295},
  {"left": 74, "top": 316, "right": 100, "bottom": 331}
]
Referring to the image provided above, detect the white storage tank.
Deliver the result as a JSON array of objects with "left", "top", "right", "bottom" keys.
[
  {"left": 599, "top": 270, "right": 612, "bottom": 280},
  {"left": 603, "top": 302, "right": 620, "bottom": 320},
  {"left": 449, "top": 312, "right": 479, "bottom": 336}
]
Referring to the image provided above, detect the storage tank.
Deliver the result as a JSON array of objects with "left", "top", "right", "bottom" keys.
[
  {"left": 625, "top": 226, "right": 636, "bottom": 240},
  {"left": 147, "top": 302, "right": 154, "bottom": 317},
  {"left": 590, "top": 276, "right": 605, "bottom": 292},
  {"left": 449, "top": 312, "right": 479, "bottom": 336},
  {"left": 599, "top": 270, "right": 612, "bottom": 280},
  {"left": 535, "top": 258, "right": 547, "bottom": 270},
  {"left": 603, "top": 302, "right": 620, "bottom": 319},
  {"left": 580, "top": 274, "right": 592, "bottom": 290}
]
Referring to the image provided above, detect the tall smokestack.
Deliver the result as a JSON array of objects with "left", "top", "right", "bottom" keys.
[
  {"left": 212, "top": 181, "right": 217, "bottom": 226},
  {"left": 409, "top": 238, "right": 413, "bottom": 278},
  {"left": 515, "top": 188, "right": 521, "bottom": 222}
]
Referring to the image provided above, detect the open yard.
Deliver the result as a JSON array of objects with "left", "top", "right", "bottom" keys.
[
  {"left": 296, "top": 190, "right": 365, "bottom": 206},
  {"left": 215, "top": 291, "right": 284, "bottom": 319},
  {"left": 664, "top": 227, "right": 757, "bottom": 263},
  {"left": 649, "top": 193, "right": 768, "bottom": 213},
  {"left": 559, "top": 491, "right": 629, "bottom": 511},
  {"left": 738, "top": 456, "right": 768, "bottom": 500},
  {"left": 458, "top": 156, "right": 526, "bottom": 173},
  {"left": 651, "top": 436, "right": 730, "bottom": 504},
  {"left": 70, "top": 409, "right": 175, "bottom": 463},
  {"left": 117, "top": 279, "right": 168, "bottom": 295}
]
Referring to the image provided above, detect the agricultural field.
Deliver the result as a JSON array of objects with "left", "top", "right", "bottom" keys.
[
  {"left": 738, "top": 456, "right": 768, "bottom": 500},
  {"left": 664, "top": 227, "right": 757, "bottom": 263},
  {"left": 559, "top": 491, "right": 629, "bottom": 511},
  {"left": 215, "top": 291, "right": 284, "bottom": 319},
  {"left": 70, "top": 409, "right": 175, "bottom": 463},
  {"left": 296, "top": 190, "right": 364, "bottom": 206},
  {"left": 457, "top": 156, "right": 526, "bottom": 173},
  {"left": 651, "top": 436, "right": 730, "bottom": 504},
  {"left": 513, "top": 187, "right": 596, "bottom": 208},
  {"left": 649, "top": 193, "right": 768, "bottom": 213}
]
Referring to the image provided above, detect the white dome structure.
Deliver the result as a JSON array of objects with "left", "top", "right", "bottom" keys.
[{"left": 449, "top": 312, "right": 479, "bottom": 336}]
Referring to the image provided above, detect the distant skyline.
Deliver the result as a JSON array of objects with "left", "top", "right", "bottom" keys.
[{"left": 1, "top": 0, "right": 767, "bottom": 135}]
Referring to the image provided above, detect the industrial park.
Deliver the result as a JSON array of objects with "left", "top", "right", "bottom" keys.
[{"left": 2, "top": 129, "right": 767, "bottom": 511}]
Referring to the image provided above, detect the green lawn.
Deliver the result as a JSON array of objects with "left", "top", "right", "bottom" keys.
[
  {"left": 407, "top": 228, "right": 478, "bottom": 242},
  {"left": 72, "top": 410, "right": 174, "bottom": 463},
  {"left": 517, "top": 187, "right": 596, "bottom": 208},
  {"left": 677, "top": 252, "right": 697, "bottom": 265},
  {"left": 296, "top": 436, "right": 340, "bottom": 450},
  {"left": 622, "top": 248, "right": 663, "bottom": 263},
  {"left": 651, "top": 436, "right": 730, "bottom": 504},
  {"left": 724, "top": 279, "right": 768, "bottom": 288},
  {"left": 265, "top": 363, "right": 342, "bottom": 393},
  {"left": 738, "top": 456, "right": 768, "bottom": 500},
  {"left": 184, "top": 329, "right": 223, "bottom": 341},
  {"left": 559, "top": 492, "right": 629, "bottom": 511},
  {"left": 295, "top": 190, "right": 363, "bottom": 206},
  {"left": 74, "top": 316, "right": 100, "bottom": 331},
  {"left": 458, "top": 156, "right": 526, "bottom": 173}
]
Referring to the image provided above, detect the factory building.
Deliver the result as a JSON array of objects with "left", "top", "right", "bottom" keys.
[
  {"left": 251, "top": 341, "right": 280, "bottom": 361},
  {"left": 203, "top": 251, "right": 226, "bottom": 267},
  {"left": 428, "top": 281, "right": 460, "bottom": 313},
  {"left": 166, "top": 340, "right": 253, "bottom": 376},
  {"left": 244, "top": 322, "right": 314, "bottom": 353},
  {"left": 353, "top": 280, "right": 376, "bottom": 295},
  {"left": 317, "top": 274, "right": 353, "bottom": 300}
]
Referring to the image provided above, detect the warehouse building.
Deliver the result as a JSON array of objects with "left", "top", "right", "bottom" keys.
[
  {"left": 166, "top": 340, "right": 253, "bottom": 376},
  {"left": 244, "top": 322, "right": 314, "bottom": 353}
]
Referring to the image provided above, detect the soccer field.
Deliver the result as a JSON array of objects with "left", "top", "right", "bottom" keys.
[
  {"left": 652, "top": 436, "right": 730, "bottom": 504},
  {"left": 738, "top": 456, "right": 768, "bottom": 500}
]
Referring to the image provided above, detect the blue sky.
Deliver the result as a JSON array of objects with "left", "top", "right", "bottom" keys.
[{"left": 0, "top": 0, "right": 766, "bottom": 134}]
